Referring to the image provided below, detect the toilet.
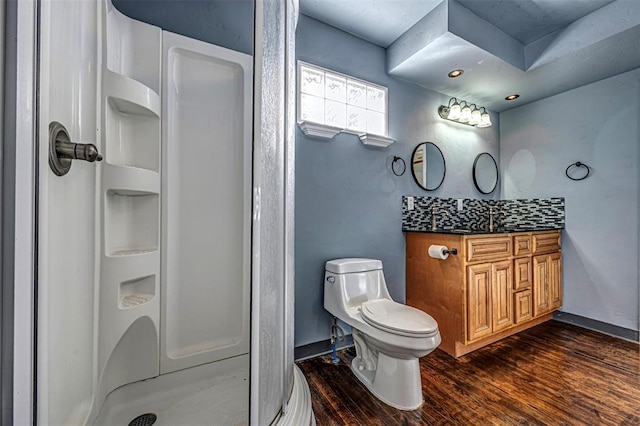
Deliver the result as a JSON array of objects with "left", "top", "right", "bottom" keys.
[{"left": 324, "top": 258, "right": 441, "bottom": 410}]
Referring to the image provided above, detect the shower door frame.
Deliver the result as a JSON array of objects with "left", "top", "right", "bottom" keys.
[
  {"left": 7, "top": 0, "right": 38, "bottom": 423},
  {"left": 251, "top": 0, "right": 297, "bottom": 423}
]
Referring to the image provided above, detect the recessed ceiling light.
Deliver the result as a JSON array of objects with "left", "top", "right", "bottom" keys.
[
  {"left": 448, "top": 69, "right": 464, "bottom": 78},
  {"left": 505, "top": 94, "right": 520, "bottom": 101}
]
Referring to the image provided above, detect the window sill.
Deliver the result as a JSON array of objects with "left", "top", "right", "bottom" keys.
[
  {"left": 297, "top": 121, "right": 342, "bottom": 139},
  {"left": 359, "top": 133, "right": 395, "bottom": 148}
]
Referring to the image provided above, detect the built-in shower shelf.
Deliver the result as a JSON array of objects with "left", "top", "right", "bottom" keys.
[
  {"left": 102, "top": 164, "right": 160, "bottom": 195},
  {"left": 104, "top": 71, "right": 160, "bottom": 116},
  {"left": 120, "top": 293, "right": 155, "bottom": 309},
  {"left": 111, "top": 248, "right": 158, "bottom": 257}
]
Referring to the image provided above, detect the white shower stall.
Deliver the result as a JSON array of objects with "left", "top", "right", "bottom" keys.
[{"left": 9, "top": 0, "right": 310, "bottom": 424}]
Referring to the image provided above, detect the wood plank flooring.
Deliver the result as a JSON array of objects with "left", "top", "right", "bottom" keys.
[{"left": 297, "top": 321, "right": 640, "bottom": 425}]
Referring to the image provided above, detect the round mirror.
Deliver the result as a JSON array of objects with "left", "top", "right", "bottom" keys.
[
  {"left": 473, "top": 152, "right": 499, "bottom": 194},
  {"left": 411, "top": 142, "right": 446, "bottom": 191}
]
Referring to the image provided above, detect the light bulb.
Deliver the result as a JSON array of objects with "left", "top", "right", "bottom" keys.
[
  {"left": 448, "top": 102, "right": 461, "bottom": 120},
  {"left": 469, "top": 108, "right": 481, "bottom": 125},
  {"left": 477, "top": 111, "right": 492, "bottom": 128},
  {"left": 459, "top": 105, "right": 471, "bottom": 123}
]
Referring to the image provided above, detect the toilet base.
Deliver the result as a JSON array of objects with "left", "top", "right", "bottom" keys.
[{"left": 351, "top": 352, "right": 423, "bottom": 410}]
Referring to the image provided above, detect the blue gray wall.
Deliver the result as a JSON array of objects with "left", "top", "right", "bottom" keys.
[
  {"left": 501, "top": 69, "right": 640, "bottom": 332},
  {"left": 112, "top": 0, "right": 253, "bottom": 55},
  {"left": 294, "top": 15, "right": 500, "bottom": 348}
]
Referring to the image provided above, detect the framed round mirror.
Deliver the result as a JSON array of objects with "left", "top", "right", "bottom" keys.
[
  {"left": 411, "top": 142, "right": 446, "bottom": 191},
  {"left": 473, "top": 152, "right": 498, "bottom": 194}
]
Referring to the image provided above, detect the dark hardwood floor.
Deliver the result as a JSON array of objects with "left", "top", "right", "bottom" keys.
[{"left": 298, "top": 321, "right": 640, "bottom": 425}]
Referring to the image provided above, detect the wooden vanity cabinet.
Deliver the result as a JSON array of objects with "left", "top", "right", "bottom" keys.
[{"left": 406, "top": 230, "right": 562, "bottom": 358}]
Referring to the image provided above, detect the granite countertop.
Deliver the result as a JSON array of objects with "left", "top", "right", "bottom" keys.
[{"left": 403, "top": 227, "right": 563, "bottom": 235}]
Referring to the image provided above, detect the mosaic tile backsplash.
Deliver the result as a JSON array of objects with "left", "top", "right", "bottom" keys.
[{"left": 402, "top": 196, "right": 565, "bottom": 232}]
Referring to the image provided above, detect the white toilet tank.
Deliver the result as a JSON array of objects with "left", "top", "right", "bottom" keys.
[{"left": 324, "top": 258, "right": 392, "bottom": 318}]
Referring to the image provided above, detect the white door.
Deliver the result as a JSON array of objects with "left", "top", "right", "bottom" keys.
[{"left": 37, "top": 1, "right": 100, "bottom": 424}]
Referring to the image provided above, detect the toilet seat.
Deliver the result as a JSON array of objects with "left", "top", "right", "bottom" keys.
[{"left": 360, "top": 299, "right": 438, "bottom": 337}]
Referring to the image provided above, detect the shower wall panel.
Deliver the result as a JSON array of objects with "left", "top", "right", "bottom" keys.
[{"left": 161, "top": 32, "right": 252, "bottom": 374}]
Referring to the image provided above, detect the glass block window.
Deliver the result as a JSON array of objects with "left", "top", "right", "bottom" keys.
[{"left": 298, "top": 61, "right": 388, "bottom": 136}]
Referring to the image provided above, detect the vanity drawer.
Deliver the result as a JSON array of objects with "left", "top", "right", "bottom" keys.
[
  {"left": 513, "top": 234, "right": 532, "bottom": 256},
  {"left": 532, "top": 231, "right": 561, "bottom": 254},
  {"left": 466, "top": 236, "right": 511, "bottom": 263},
  {"left": 514, "top": 290, "right": 533, "bottom": 324},
  {"left": 513, "top": 257, "right": 532, "bottom": 290}
]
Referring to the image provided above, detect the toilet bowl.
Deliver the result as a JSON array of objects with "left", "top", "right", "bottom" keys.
[{"left": 323, "top": 258, "right": 441, "bottom": 410}]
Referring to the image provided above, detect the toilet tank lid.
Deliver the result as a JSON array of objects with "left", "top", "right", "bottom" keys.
[{"left": 325, "top": 258, "right": 382, "bottom": 274}]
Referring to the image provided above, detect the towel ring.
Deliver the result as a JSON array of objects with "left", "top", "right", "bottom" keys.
[
  {"left": 565, "top": 161, "right": 590, "bottom": 181},
  {"left": 392, "top": 156, "right": 406, "bottom": 176}
]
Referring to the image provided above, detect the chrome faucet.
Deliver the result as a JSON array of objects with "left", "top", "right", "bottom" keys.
[{"left": 431, "top": 204, "right": 451, "bottom": 231}]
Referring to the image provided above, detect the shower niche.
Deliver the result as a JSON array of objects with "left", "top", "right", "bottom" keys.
[
  {"left": 104, "top": 190, "right": 159, "bottom": 256},
  {"left": 119, "top": 275, "right": 156, "bottom": 309},
  {"left": 104, "top": 86, "right": 160, "bottom": 172}
]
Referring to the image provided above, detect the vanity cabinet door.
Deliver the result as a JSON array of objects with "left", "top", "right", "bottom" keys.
[
  {"left": 467, "top": 263, "right": 492, "bottom": 342},
  {"left": 492, "top": 260, "right": 513, "bottom": 332},
  {"left": 533, "top": 252, "right": 563, "bottom": 317},
  {"left": 533, "top": 254, "right": 550, "bottom": 316},
  {"left": 549, "top": 252, "right": 563, "bottom": 309}
]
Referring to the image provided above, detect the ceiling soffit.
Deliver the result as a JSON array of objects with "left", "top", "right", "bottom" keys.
[{"left": 386, "top": 0, "right": 640, "bottom": 111}]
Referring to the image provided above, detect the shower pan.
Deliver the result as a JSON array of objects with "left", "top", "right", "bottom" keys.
[{"left": 14, "top": 0, "right": 312, "bottom": 424}]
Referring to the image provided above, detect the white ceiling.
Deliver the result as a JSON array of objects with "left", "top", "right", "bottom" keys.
[{"left": 299, "top": 0, "right": 640, "bottom": 112}]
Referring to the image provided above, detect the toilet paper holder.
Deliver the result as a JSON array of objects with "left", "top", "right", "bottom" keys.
[{"left": 428, "top": 244, "right": 458, "bottom": 260}]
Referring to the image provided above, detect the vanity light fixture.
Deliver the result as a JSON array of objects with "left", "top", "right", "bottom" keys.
[
  {"left": 448, "top": 69, "right": 464, "bottom": 78},
  {"left": 505, "top": 94, "right": 520, "bottom": 101},
  {"left": 438, "top": 97, "right": 492, "bottom": 128},
  {"left": 459, "top": 103, "right": 471, "bottom": 123},
  {"left": 477, "top": 107, "right": 492, "bottom": 128},
  {"left": 469, "top": 105, "right": 481, "bottom": 125},
  {"left": 447, "top": 98, "right": 461, "bottom": 120}
]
